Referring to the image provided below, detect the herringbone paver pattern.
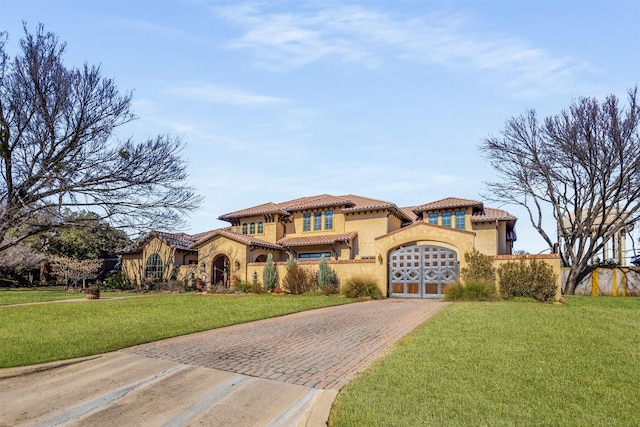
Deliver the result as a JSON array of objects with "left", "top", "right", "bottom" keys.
[{"left": 122, "top": 299, "right": 447, "bottom": 390}]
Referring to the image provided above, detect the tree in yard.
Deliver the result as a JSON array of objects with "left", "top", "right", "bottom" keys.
[
  {"left": 262, "top": 252, "right": 278, "bottom": 291},
  {"left": 49, "top": 255, "right": 103, "bottom": 289},
  {"left": 480, "top": 88, "right": 640, "bottom": 294},
  {"left": 34, "top": 210, "right": 130, "bottom": 259},
  {"left": 0, "top": 24, "right": 201, "bottom": 254}
]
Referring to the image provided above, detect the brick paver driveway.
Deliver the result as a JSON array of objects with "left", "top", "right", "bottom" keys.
[
  {"left": 123, "top": 298, "right": 447, "bottom": 391},
  {"left": 2, "top": 298, "right": 447, "bottom": 426}
]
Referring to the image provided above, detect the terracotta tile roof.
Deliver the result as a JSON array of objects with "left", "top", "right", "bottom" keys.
[
  {"left": 471, "top": 207, "right": 517, "bottom": 222},
  {"left": 340, "top": 194, "right": 393, "bottom": 212},
  {"left": 191, "top": 228, "right": 283, "bottom": 250},
  {"left": 219, "top": 193, "right": 412, "bottom": 223},
  {"left": 218, "top": 202, "right": 290, "bottom": 221},
  {"left": 117, "top": 231, "right": 205, "bottom": 254},
  {"left": 413, "top": 197, "right": 484, "bottom": 212},
  {"left": 279, "top": 194, "right": 353, "bottom": 211},
  {"left": 398, "top": 206, "right": 419, "bottom": 222},
  {"left": 277, "top": 232, "right": 357, "bottom": 247}
]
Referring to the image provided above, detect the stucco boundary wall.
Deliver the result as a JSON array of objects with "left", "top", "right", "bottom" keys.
[
  {"left": 247, "top": 255, "right": 563, "bottom": 299},
  {"left": 247, "top": 259, "right": 378, "bottom": 293},
  {"left": 564, "top": 267, "right": 640, "bottom": 296},
  {"left": 493, "top": 254, "right": 563, "bottom": 300}
]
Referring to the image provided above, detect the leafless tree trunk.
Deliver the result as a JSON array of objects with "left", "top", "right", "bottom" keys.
[{"left": 481, "top": 88, "right": 640, "bottom": 294}]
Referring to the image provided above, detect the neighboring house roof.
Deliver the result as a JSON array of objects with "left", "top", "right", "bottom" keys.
[
  {"left": 413, "top": 197, "right": 484, "bottom": 212},
  {"left": 471, "top": 207, "right": 517, "bottom": 222},
  {"left": 277, "top": 232, "right": 357, "bottom": 248},
  {"left": 117, "top": 231, "right": 204, "bottom": 255},
  {"left": 190, "top": 228, "right": 283, "bottom": 251}
]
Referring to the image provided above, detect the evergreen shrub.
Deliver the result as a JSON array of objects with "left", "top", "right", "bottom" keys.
[
  {"left": 317, "top": 256, "right": 339, "bottom": 294},
  {"left": 262, "top": 253, "right": 278, "bottom": 291},
  {"left": 461, "top": 249, "right": 495, "bottom": 284},
  {"left": 498, "top": 259, "right": 558, "bottom": 302}
]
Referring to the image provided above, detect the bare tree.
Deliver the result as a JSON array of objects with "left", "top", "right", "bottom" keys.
[
  {"left": 49, "top": 256, "right": 103, "bottom": 290},
  {"left": 480, "top": 88, "right": 640, "bottom": 294},
  {"left": 0, "top": 24, "right": 201, "bottom": 253}
]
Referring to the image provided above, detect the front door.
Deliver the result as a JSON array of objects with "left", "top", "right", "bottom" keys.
[
  {"left": 389, "top": 245, "right": 458, "bottom": 298},
  {"left": 212, "top": 255, "right": 230, "bottom": 287}
]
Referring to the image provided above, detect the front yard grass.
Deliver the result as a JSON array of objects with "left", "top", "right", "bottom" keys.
[
  {"left": 0, "top": 293, "right": 356, "bottom": 368},
  {"left": 0, "top": 288, "right": 120, "bottom": 305},
  {"left": 330, "top": 297, "right": 640, "bottom": 426}
]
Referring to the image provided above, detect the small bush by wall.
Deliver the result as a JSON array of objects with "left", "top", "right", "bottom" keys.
[
  {"left": 445, "top": 281, "right": 497, "bottom": 301},
  {"left": 343, "top": 275, "right": 383, "bottom": 299},
  {"left": 282, "top": 264, "right": 316, "bottom": 294},
  {"left": 498, "top": 259, "right": 558, "bottom": 302},
  {"left": 461, "top": 249, "right": 495, "bottom": 285}
]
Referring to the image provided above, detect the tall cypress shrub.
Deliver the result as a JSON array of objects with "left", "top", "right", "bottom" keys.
[
  {"left": 317, "top": 255, "right": 334, "bottom": 290},
  {"left": 263, "top": 253, "right": 278, "bottom": 291}
]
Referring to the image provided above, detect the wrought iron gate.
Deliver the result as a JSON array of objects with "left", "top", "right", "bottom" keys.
[{"left": 389, "top": 245, "right": 459, "bottom": 298}]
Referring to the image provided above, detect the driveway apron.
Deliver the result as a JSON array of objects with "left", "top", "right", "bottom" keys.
[{"left": 1, "top": 299, "right": 447, "bottom": 426}]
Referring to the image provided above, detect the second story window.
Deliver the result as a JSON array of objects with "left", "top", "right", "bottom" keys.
[
  {"left": 314, "top": 212, "right": 322, "bottom": 230},
  {"left": 242, "top": 223, "right": 248, "bottom": 234},
  {"left": 257, "top": 221, "right": 264, "bottom": 234},
  {"left": 455, "top": 211, "right": 465, "bottom": 229},
  {"left": 303, "top": 213, "right": 311, "bottom": 231},
  {"left": 428, "top": 213, "right": 438, "bottom": 225},
  {"left": 249, "top": 222, "right": 256, "bottom": 234},
  {"left": 441, "top": 212, "right": 452, "bottom": 227},
  {"left": 325, "top": 211, "right": 333, "bottom": 229}
]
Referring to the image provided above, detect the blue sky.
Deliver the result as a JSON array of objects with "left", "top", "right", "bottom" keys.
[{"left": 2, "top": 0, "right": 639, "bottom": 255}]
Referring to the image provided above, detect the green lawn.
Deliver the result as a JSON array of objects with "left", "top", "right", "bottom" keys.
[
  {"left": 0, "top": 288, "right": 104, "bottom": 305},
  {"left": 330, "top": 297, "right": 640, "bottom": 426},
  {"left": 0, "top": 292, "right": 356, "bottom": 368}
]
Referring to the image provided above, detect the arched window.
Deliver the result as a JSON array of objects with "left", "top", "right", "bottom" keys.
[
  {"left": 255, "top": 254, "right": 267, "bottom": 262},
  {"left": 242, "top": 223, "right": 248, "bottom": 234},
  {"left": 145, "top": 253, "right": 163, "bottom": 279},
  {"left": 249, "top": 222, "right": 256, "bottom": 234},
  {"left": 257, "top": 221, "right": 264, "bottom": 234}
]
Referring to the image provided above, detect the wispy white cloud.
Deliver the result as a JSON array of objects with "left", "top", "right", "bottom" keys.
[
  {"left": 166, "top": 83, "right": 288, "bottom": 106},
  {"left": 212, "top": 3, "right": 587, "bottom": 96},
  {"left": 114, "top": 18, "right": 208, "bottom": 44}
]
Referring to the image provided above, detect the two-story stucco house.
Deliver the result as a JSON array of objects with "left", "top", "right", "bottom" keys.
[{"left": 120, "top": 194, "right": 518, "bottom": 298}]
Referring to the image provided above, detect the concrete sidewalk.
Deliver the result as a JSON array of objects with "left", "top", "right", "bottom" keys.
[{"left": 1, "top": 299, "right": 447, "bottom": 426}]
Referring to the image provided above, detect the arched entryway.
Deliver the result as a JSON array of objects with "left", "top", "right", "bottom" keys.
[
  {"left": 212, "top": 254, "right": 230, "bottom": 287},
  {"left": 389, "top": 244, "right": 459, "bottom": 298}
]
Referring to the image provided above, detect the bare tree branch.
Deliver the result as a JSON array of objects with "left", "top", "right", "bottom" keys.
[
  {"left": 0, "top": 24, "right": 202, "bottom": 253},
  {"left": 480, "top": 87, "right": 640, "bottom": 294}
]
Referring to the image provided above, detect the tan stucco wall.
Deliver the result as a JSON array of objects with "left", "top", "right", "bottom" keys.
[
  {"left": 471, "top": 222, "right": 498, "bottom": 255},
  {"left": 345, "top": 212, "right": 390, "bottom": 259},
  {"left": 247, "top": 259, "right": 377, "bottom": 293},
  {"left": 120, "top": 254, "right": 143, "bottom": 286},
  {"left": 194, "top": 235, "right": 251, "bottom": 286},
  {"left": 120, "top": 237, "right": 198, "bottom": 287},
  {"left": 230, "top": 216, "right": 284, "bottom": 243}
]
